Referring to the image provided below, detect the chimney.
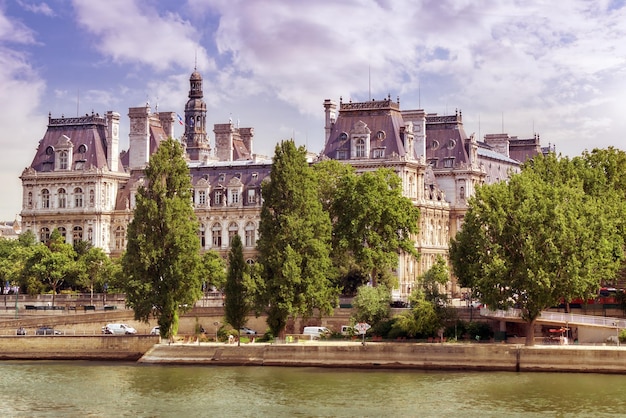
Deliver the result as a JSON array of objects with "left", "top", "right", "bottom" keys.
[
  {"left": 106, "top": 111, "right": 120, "bottom": 172},
  {"left": 323, "top": 99, "right": 337, "bottom": 145},
  {"left": 128, "top": 105, "right": 151, "bottom": 170}
]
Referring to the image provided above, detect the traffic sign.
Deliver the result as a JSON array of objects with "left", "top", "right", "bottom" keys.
[{"left": 354, "top": 322, "right": 371, "bottom": 335}]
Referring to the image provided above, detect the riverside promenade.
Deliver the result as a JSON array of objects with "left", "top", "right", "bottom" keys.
[{"left": 138, "top": 340, "right": 626, "bottom": 374}]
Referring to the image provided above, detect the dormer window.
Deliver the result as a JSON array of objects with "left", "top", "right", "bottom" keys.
[
  {"left": 443, "top": 158, "right": 455, "bottom": 168},
  {"left": 218, "top": 173, "right": 225, "bottom": 182},
  {"left": 376, "top": 130, "right": 386, "bottom": 140},
  {"left": 59, "top": 151, "right": 69, "bottom": 170},
  {"left": 339, "top": 132, "right": 348, "bottom": 141},
  {"left": 355, "top": 138, "right": 366, "bottom": 158}
]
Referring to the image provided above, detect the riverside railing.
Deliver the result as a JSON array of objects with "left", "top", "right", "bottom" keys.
[{"left": 481, "top": 307, "right": 626, "bottom": 328}]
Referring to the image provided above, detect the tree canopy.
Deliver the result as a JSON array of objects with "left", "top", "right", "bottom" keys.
[
  {"left": 450, "top": 152, "right": 625, "bottom": 345},
  {"left": 122, "top": 138, "right": 203, "bottom": 339},
  {"left": 330, "top": 167, "right": 420, "bottom": 288},
  {"left": 224, "top": 234, "right": 251, "bottom": 345},
  {"left": 256, "top": 140, "right": 337, "bottom": 337}
]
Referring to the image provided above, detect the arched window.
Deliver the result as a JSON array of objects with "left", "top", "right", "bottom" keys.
[
  {"left": 73, "top": 226, "right": 83, "bottom": 242},
  {"left": 59, "top": 151, "right": 68, "bottom": 169},
  {"left": 74, "top": 187, "right": 83, "bottom": 208},
  {"left": 58, "top": 188, "right": 67, "bottom": 209},
  {"left": 57, "top": 226, "right": 67, "bottom": 242},
  {"left": 40, "top": 227, "right": 50, "bottom": 243},
  {"left": 212, "top": 223, "right": 222, "bottom": 247},
  {"left": 41, "top": 189, "right": 50, "bottom": 209},
  {"left": 115, "top": 226, "right": 125, "bottom": 250},
  {"left": 245, "top": 222, "right": 256, "bottom": 247},
  {"left": 355, "top": 138, "right": 366, "bottom": 158},
  {"left": 228, "top": 222, "right": 239, "bottom": 245}
]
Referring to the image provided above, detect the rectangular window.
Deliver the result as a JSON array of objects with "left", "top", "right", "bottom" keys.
[
  {"left": 444, "top": 158, "right": 454, "bottom": 168},
  {"left": 214, "top": 191, "right": 222, "bottom": 205},
  {"left": 198, "top": 190, "right": 206, "bottom": 205},
  {"left": 230, "top": 190, "right": 239, "bottom": 204},
  {"left": 247, "top": 189, "right": 256, "bottom": 204}
]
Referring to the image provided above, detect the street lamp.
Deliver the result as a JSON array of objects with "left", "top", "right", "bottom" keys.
[{"left": 14, "top": 285, "right": 18, "bottom": 319}]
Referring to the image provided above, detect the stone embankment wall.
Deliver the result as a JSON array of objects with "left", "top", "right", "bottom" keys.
[
  {"left": 140, "top": 342, "right": 626, "bottom": 374},
  {"left": 0, "top": 335, "right": 158, "bottom": 361}
]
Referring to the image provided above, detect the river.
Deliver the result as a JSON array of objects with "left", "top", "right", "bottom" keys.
[{"left": 0, "top": 362, "right": 625, "bottom": 417}]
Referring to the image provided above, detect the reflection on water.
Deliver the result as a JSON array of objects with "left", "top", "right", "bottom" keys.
[{"left": 0, "top": 362, "right": 625, "bottom": 417}]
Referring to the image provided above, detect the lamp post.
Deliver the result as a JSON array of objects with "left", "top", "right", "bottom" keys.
[{"left": 14, "top": 285, "right": 18, "bottom": 319}]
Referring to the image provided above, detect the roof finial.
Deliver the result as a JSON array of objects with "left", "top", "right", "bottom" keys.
[{"left": 194, "top": 50, "right": 197, "bottom": 71}]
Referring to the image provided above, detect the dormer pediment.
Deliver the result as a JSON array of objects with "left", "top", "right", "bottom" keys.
[
  {"left": 351, "top": 120, "right": 371, "bottom": 136},
  {"left": 55, "top": 135, "right": 73, "bottom": 149}
]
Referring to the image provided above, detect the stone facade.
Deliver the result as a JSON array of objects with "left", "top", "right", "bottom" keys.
[{"left": 19, "top": 70, "right": 546, "bottom": 299}]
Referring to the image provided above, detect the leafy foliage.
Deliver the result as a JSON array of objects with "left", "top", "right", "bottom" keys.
[
  {"left": 256, "top": 140, "right": 337, "bottom": 336},
  {"left": 351, "top": 285, "right": 391, "bottom": 326},
  {"left": 122, "top": 138, "right": 203, "bottom": 339},
  {"left": 199, "top": 250, "right": 226, "bottom": 291},
  {"left": 331, "top": 168, "right": 419, "bottom": 287},
  {"left": 450, "top": 152, "right": 625, "bottom": 345},
  {"left": 22, "top": 230, "right": 76, "bottom": 305},
  {"left": 224, "top": 234, "right": 251, "bottom": 345}
]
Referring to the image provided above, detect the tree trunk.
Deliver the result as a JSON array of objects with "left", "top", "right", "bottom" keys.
[{"left": 525, "top": 318, "right": 537, "bottom": 346}]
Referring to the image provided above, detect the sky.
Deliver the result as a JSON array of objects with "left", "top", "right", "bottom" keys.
[{"left": 1, "top": 0, "right": 626, "bottom": 221}]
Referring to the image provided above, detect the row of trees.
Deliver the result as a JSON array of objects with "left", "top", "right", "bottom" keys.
[
  {"left": 450, "top": 148, "right": 626, "bottom": 345},
  {"left": 121, "top": 138, "right": 421, "bottom": 339},
  {"left": 0, "top": 230, "right": 117, "bottom": 304}
]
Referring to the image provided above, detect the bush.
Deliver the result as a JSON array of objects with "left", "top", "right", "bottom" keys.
[
  {"left": 618, "top": 328, "right": 626, "bottom": 343},
  {"left": 467, "top": 321, "right": 493, "bottom": 341}
]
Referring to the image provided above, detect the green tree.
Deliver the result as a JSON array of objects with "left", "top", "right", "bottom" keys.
[
  {"left": 420, "top": 255, "right": 450, "bottom": 307},
  {"left": 224, "top": 234, "right": 251, "bottom": 346},
  {"left": 23, "top": 230, "right": 76, "bottom": 306},
  {"left": 75, "top": 246, "right": 110, "bottom": 305},
  {"left": 331, "top": 168, "right": 420, "bottom": 287},
  {"left": 256, "top": 140, "right": 337, "bottom": 337},
  {"left": 393, "top": 293, "right": 440, "bottom": 338},
  {"left": 199, "top": 250, "right": 226, "bottom": 292},
  {"left": 450, "top": 155, "right": 624, "bottom": 346},
  {"left": 351, "top": 285, "right": 391, "bottom": 326},
  {"left": 0, "top": 238, "right": 20, "bottom": 294},
  {"left": 122, "top": 138, "right": 203, "bottom": 339}
]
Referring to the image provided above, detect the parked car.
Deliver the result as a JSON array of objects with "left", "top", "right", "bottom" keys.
[
  {"left": 239, "top": 327, "right": 257, "bottom": 335},
  {"left": 36, "top": 326, "right": 61, "bottom": 335},
  {"left": 302, "top": 326, "right": 331, "bottom": 340},
  {"left": 102, "top": 323, "right": 137, "bottom": 335},
  {"left": 150, "top": 326, "right": 160, "bottom": 335}
]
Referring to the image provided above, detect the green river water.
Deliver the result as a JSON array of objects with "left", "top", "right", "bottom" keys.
[{"left": 0, "top": 362, "right": 624, "bottom": 417}]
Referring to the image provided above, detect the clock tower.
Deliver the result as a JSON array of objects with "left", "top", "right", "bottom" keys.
[{"left": 183, "top": 69, "right": 211, "bottom": 162}]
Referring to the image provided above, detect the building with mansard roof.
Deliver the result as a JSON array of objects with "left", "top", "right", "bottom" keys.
[{"left": 19, "top": 69, "right": 547, "bottom": 300}]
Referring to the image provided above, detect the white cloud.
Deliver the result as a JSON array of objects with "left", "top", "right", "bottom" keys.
[
  {"left": 17, "top": 1, "right": 55, "bottom": 17},
  {"left": 72, "top": 0, "right": 214, "bottom": 73}
]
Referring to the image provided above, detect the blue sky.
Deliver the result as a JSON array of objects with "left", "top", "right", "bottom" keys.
[{"left": 1, "top": 0, "right": 626, "bottom": 221}]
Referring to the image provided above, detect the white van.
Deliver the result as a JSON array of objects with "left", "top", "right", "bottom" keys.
[
  {"left": 102, "top": 323, "right": 137, "bottom": 335},
  {"left": 302, "top": 326, "right": 330, "bottom": 340}
]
